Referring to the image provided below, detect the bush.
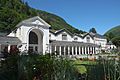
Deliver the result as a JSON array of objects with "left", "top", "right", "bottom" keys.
[
  {"left": 87, "top": 58, "right": 120, "bottom": 80},
  {"left": 0, "top": 53, "right": 77, "bottom": 80}
]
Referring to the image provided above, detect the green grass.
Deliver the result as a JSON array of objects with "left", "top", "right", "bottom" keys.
[
  {"left": 72, "top": 60, "right": 97, "bottom": 74},
  {"left": 75, "top": 65, "right": 87, "bottom": 74},
  {"left": 73, "top": 60, "right": 97, "bottom": 65}
]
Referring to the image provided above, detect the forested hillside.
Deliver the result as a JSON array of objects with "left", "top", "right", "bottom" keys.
[
  {"left": 0, "top": 0, "right": 85, "bottom": 34},
  {"left": 104, "top": 25, "right": 120, "bottom": 48},
  {"left": 104, "top": 25, "right": 120, "bottom": 41}
]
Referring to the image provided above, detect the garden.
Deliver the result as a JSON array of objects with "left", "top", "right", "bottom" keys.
[{"left": 0, "top": 52, "right": 120, "bottom": 80}]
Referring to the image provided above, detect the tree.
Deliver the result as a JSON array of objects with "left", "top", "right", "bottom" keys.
[
  {"left": 105, "top": 32, "right": 114, "bottom": 41},
  {"left": 111, "top": 36, "right": 120, "bottom": 51},
  {"left": 89, "top": 28, "right": 97, "bottom": 33}
]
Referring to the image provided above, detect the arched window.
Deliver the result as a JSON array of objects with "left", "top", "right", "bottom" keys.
[{"left": 29, "top": 31, "right": 38, "bottom": 44}]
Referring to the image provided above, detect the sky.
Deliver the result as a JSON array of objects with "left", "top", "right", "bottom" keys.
[{"left": 24, "top": 0, "right": 120, "bottom": 34}]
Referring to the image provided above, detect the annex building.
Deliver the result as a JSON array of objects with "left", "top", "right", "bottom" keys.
[{"left": 0, "top": 16, "right": 114, "bottom": 57}]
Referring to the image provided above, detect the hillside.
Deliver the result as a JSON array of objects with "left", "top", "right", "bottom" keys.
[
  {"left": 104, "top": 25, "right": 120, "bottom": 40},
  {"left": 0, "top": 0, "right": 85, "bottom": 34}
]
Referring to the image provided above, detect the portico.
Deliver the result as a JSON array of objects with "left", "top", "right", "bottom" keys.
[
  {"left": 4, "top": 16, "right": 105, "bottom": 56},
  {"left": 49, "top": 41, "right": 98, "bottom": 57}
]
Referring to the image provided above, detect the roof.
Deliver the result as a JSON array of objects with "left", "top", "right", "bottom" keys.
[
  {"left": 89, "top": 32, "right": 106, "bottom": 39},
  {"left": 50, "top": 40, "right": 99, "bottom": 47},
  {"left": 82, "top": 33, "right": 94, "bottom": 39},
  {"left": 107, "top": 41, "right": 113, "bottom": 45},
  {"left": 50, "top": 29, "right": 74, "bottom": 36},
  {"left": 12, "top": 16, "right": 51, "bottom": 33},
  {"left": 17, "top": 16, "right": 51, "bottom": 27},
  {"left": 0, "top": 32, "right": 8, "bottom": 36},
  {"left": 0, "top": 36, "right": 21, "bottom": 45},
  {"left": 74, "top": 33, "right": 83, "bottom": 38}
]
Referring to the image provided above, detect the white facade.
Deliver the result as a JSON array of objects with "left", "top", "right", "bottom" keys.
[
  {"left": 83, "top": 34, "right": 94, "bottom": 43},
  {"left": 4, "top": 16, "right": 109, "bottom": 56},
  {"left": 8, "top": 16, "right": 50, "bottom": 54},
  {"left": 94, "top": 37, "right": 107, "bottom": 50},
  {"left": 73, "top": 35, "right": 83, "bottom": 42}
]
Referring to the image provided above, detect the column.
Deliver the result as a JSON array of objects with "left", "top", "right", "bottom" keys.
[
  {"left": 54, "top": 45, "right": 57, "bottom": 54},
  {"left": 88, "top": 47, "right": 90, "bottom": 54},
  {"left": 90, "top": 47, "right": 92, "bottom": 54},
  {"left": 59, "top": 46, "right": 61, "bottom": 55},
  {"left": 49, "top": 45, "right": 52, "bottom": 54},
  {"left": 8, "top": 45, "right": 11, "bottom": 53},
  {"left": 64, "top": 46, "right": 66, "bottom": 56},
  {"left": 68, "top": 46, "right": 70, "bottom": 56},
  {"left": 79, "top": 46, "right": 81, "bottom": 55},
  {"left": 82, "top": 47, "right": 84, "bottom": 54},
  {"left": 84, "top": 46, "right": 87, "bottom": 54},
  {"left": 72, "top": 46, "right": 74, "bottom": 55},
  {"left": 75, "top": 46, "right": 77, "bottom": 55},
  {"left": 92, "top": 47, "right": 94, "bottom": 54}
]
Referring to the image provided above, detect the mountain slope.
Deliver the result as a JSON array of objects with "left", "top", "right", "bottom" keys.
[
  {"left": 104, "top": 25, "right": 120, "bottom": 40},
  {"left": 0, "top": 0, "right": 85, "bottom": 34}
]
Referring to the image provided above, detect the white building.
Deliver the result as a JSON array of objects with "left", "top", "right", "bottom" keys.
[
  {"left": 0, "top": 16, "right": 109, "bottom": 57},
  {"left": 106, "top": 41, "right": 116, "bottom": 53}
]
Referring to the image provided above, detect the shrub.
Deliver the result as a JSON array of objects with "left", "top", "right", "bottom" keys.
[{"left": 0, "top": 53, "right": 77, "bottom": 80}]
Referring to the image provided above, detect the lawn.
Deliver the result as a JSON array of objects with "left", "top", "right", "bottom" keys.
[{"left": 72, "top": 60, "right": 97, "bottom": 74}]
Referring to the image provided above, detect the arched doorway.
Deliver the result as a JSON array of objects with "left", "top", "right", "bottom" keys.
[{"left": 28, "top": 29, "right": 43, "bottom": 53}]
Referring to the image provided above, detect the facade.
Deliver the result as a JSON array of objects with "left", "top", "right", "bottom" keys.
[
  {"left": 0, "top": 16, "right": 110, "bottom": 57},
  {"left": 106, "top": 41, "right": 116, "bottom": 53},
  {"left": 8, "top": 16, "right": 50, "bottom": 54}
]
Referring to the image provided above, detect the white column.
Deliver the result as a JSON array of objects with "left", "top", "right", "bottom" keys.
[
  {"left": 68, "top": 46, "right": 70, "bottom": 56},
  {"left": 54, "top": 45, "right": 57, "bottom": 54},
  {"left": 8, "top": 45, "right": 11, "bottom": 53},
  {"left": 79, "top": 46, "right": 81, "bottom": 55},
  {"left": 90, "top": 47, "right": 92, "bottom": 54},
  {"left": 75, "top": 46, "right": 77, "bottom": 55},
  {"left": 59, "top": 46, "right": 61, "bottom": 55},
  {"left": 49, "top": 45, "right": 52, "bottom": 54},
  {"left": 84, "top": 46, "right": 87, "bottom": 54},
  {"left": 64, "top": 46, "right": 66, "bottom": 55},
  {"left": 82, "top": 47, "right": 84, "bottom": 54},
  {"left": 92, "top": 47, "right": 94, "bottom": 54},
  {"left": 72, "top": 46, "right": 74, "bottom": 55},
  {"left": 88, "top": 47, "right": 90, "bottom": 54}
]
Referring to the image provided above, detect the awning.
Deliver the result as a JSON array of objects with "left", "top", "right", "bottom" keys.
[{"left": 0, "top": 36, "right": 21, "bottom": 45}]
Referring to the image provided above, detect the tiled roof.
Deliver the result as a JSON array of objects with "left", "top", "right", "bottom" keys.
[
  {"left": 89, "top": 32, "right": 106, "bottom": 39},
  {"left": 82, "top": 33, "right": 94, "bottom": 39},
  {"left": 107, "top": 41, "right": 113, "bottom": 45},
  {"left": 0, "top": 36, "right": 21, "bottom": 45},
  {"left": 0, "top": 32, "right": 8, "bottom": 36},
  {"left": 50, "top": 29, "right": 73, "bottom": 36},
  {"left": 50, "top": 40, "right": 99, "bottom": 47}
]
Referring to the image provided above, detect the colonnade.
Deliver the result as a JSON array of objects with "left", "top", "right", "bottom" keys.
[{"left": 49, "top": 45, "right": 96, "bottom": 56}]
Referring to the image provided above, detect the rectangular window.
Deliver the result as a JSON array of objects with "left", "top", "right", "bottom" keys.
[
  {"left": 62, "top": 34, "right": 67, "bottom": 40},
  {"left": 87, "top": 37, "right": 90, "bottom": 43},
  {"left": 29, "top": 46, "right": 33, "bottom": 52}
]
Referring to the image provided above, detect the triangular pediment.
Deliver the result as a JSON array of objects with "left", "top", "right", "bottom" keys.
[
  {"left": 16, "top": 16, "right": 51, "bottom": 29},
  {"left": 23, "top": 16, "right": 51, "bottom": 27}
]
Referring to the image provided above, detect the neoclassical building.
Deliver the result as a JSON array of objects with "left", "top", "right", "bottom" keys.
[{"left": 0, "top": 16, "right": 108, "bottom": 56}]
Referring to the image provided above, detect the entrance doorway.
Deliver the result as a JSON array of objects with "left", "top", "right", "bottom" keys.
[{"left": 28, "top": 30, "right": 43, "bottom": 53}]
